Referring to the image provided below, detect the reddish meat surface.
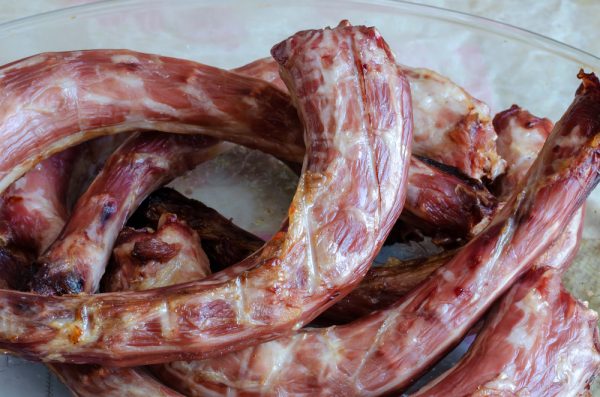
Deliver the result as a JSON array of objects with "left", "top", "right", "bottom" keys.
[
  {"left": 233, "top": 57, "right": 505, "bottom": 180},
  {"left": 131, "top": 188, "right": 264, "bottom": 273},
  {"left": 0, "top": 22, "right": 412, "bottom": 366},
  {"left": 412, "top": 268, "right": 599, "bottom": 397},
  {"left": 0, "top": 50, "right": 304, "bottom": 193},
  {"left": 151, "top": 72, "right": 600, "bottom": 395},
  {"left": 106, "top": 214, "right": 211, "bottom": 292},
  {"left": 54, "top": 214, "right": 209, "bottom": 397}
]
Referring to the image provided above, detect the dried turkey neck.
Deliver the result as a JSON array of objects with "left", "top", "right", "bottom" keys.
[
  {"left": 134, "top": 188, "right": 447, "bottom": 324},
  {"left": 0, "top": 49, "right": 304, "bottom": 193},
  {"left": 130, "top": 188, "right": 264, "bottom": 273},
  {"left": 0, "top": 22, "right": 412, "bottom": 366},
  {"left": 237, "top": 57, "right": 499, "bottom": 240},
  {"left": 0, "top": 49, "right": 497, "bottom": 242},
  {"left": 150, "top": 71, "right": 600, "bottom": 396}
]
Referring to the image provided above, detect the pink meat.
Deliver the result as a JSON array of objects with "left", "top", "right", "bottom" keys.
[
  {"left": 0, "top": 50, "right": 497, "bottom": 242},
  {"left": 151, "top": 71, "right": 600, "bottom": 395},
  {"left": 412, "top": 267, "right": 599, "bottom": 397},
  {"left": 105, "top": 214, "right": 211, "bottom": 292},
  {"left": 0, "top": 49, "right": 304, "bottom": 193},
  {"left": 0, "top": 22, "right": 412, "bottom": 366},
  {"left": 235, "top": 57, "right": 500, "bottom": 239},
  {"left": 54, "top": 214, "right": 209, "bottom": 397}
]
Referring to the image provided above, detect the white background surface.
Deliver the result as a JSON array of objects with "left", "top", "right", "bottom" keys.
[{"left": 0, "top": 1, "right": 598, "bottom": 396}]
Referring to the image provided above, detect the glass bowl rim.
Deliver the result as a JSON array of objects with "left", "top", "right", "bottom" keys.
[{"left": 0, "top": 0, "right": 597, "bottom": 69}]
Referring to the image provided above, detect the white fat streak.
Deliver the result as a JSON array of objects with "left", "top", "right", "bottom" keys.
[
  {"left": 233, "top": 277, "right": 250, "bottom": 326},
  {"left": 506, "top": 288, "right": 548, "bottom": 350},
  {"left": 315, "top": 329, "right": 344, "bottom": 385},
  {"left": 141, "top": 97, "right": 179, "bottom": 117},
  {"left": 111, "top": 54, "right": 141, "bottom": 64},
  {"left": 83, "top": 91, "right": 130, "bottom": 106},
  {"left": 182, "top": 85, "right": 226, "bottom": 117},
  {"left": 0, "top": 305, "right": 27, "bottom": 337},
  {"left": 112, "top": 73, "right": 145, "bottom": 89},
  {"left": 0, "top": 54, "right": 48, "bottom": 77},
  {"left": 479, "top": 364, "right": 519, "bottom": 393},
  {"left": 440, "top": 269, "right": 456, "bottom": 283},
  {"left": 78, "top": 303, "right": 100, "bottom": 344},
  {"left": 353, "top": 311, "right": 401, "bottom": 389},
  {"left": 158, "top": 301, "right": 173, "bottom": 337},
  {"left": 301, "top": 181, "right": 319, "bottom": 294},
  {"left": 260, "top": 338, "right": 300, "bottom": 393}
]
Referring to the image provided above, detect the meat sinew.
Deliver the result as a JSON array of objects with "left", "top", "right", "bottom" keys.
[{"left": 0, "top": 22, "right": 413, "bottom": 366}]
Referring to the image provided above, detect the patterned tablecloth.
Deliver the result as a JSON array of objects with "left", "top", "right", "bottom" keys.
[{"left": 0, "top": 1, "right": 598, "bottom": 396}]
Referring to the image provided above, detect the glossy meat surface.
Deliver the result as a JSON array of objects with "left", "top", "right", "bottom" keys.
[
  {"left": 0, "top": 151, "right": 75, "bottom": 290},
  {"left": 0, "top": 49, "right": 304, "bottom": 193},
  {"left": 493, "top": 104, "right": 554, "bottom": 198},
  {"left": 0, "top": 23, "right": 412, "bottom": 366},
  {"left": 30, "top": 132, "right": 224, "bottom": 295},
  {"left": 234, "top": 57, "right": 500, "bottom": 239},
  {"left": 413, "top": 268, "right": 599, "bottom": 397},
  {"left": 0, "top": 49, "right": 496, "bottom": 243},
  {"left": 133, "top": 188, "right": 445, "bottom": 324},
  {"left": 153, "top": 72, "right": 600, "bottom": 396}
]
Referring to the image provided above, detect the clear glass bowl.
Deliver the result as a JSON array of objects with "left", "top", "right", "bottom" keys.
[{"left": 0, "top": 1, "right": 598, "bottom": 396}]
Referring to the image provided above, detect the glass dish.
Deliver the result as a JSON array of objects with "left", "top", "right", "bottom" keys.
[{"left": 0, "top": 1, "right": 598, "bottom": 395}]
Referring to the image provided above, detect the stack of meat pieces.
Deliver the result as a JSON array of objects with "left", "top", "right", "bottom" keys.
[{"left": 0, "top": 20, "right": 598, "bottom": 396}]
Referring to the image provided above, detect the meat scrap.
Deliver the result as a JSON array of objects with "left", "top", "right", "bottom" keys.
[
  {"left": 0, "top": 22, "right": 413, "bottom": 366},
  {"left": 493, "top": 104, "right": 554, "bottom": 198},
  {"left": 105, "top": 213, "right": 212, "bottom": 292},
  {"left": 130, "top": 188, "right": 264, "bottom": 272}
]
